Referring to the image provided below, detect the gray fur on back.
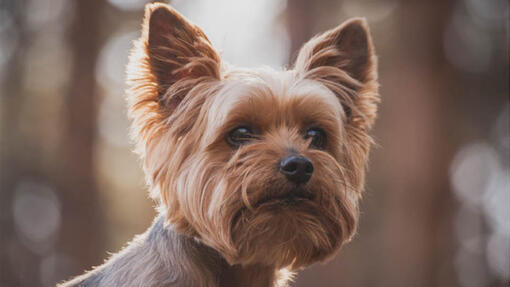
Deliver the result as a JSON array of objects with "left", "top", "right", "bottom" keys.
[{"left": 58, "top": 215, "right": 225, "bottom": 287}]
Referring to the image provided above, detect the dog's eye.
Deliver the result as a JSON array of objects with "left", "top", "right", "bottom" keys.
[
  {"left": 305, "top": 127, "right": 327, "bottom": 149},
  {"left": 227, "top": 126, "right": 255, "bottom": 147}
]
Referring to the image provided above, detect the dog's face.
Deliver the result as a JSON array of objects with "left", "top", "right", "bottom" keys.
[{"left": 127, "top": 4, "right": 379, "bottom": 269}]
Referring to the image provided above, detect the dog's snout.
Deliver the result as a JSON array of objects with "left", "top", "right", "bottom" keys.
[{"left": 279, "top": 155, "right": 314, "bottom": 184}]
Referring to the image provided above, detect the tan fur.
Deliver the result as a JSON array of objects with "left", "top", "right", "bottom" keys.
[{"left": 62, "top": 3, "right": 379, "bottom": 286}]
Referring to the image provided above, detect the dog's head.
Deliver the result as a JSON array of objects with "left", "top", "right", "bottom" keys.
[{"left": 127, "top": 3, "right": 379, "bottom": 269}]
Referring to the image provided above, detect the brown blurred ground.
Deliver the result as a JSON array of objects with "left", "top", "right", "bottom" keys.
[{"left": 0, "top": 0, "right": 508, "bottom": 286}]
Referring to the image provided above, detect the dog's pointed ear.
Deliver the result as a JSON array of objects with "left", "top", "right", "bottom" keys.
[
  {"left": 294, "top": 18, "right": 379, "bottom": 128},
  {"left": 295, "top": 18, "right": 376, "bottom": 84},
  {"left": 126, "top": 3, "right": 222, "bottom": 166},
  {"left": 142, "top": 3, "right": 221, "bottom": 106}
]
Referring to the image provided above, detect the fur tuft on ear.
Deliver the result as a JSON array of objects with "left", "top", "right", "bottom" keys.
[
  {"left": 126, "top": 3, "right": 220, "bottom": 128},
  {"left": 295, "top": 18, "right": 376, "bottom": 84},
  {"left": 126, "top": 3, "right": 221, "bottom": 148},
  {"left": 146, "top": 4, "right": 221, "bottom": 103},
  {"left": 294, "top": 18, "right": 379, "bottom": 129},
  {"left": 125, "top": 3, "right": 222, "bottom": 208}
]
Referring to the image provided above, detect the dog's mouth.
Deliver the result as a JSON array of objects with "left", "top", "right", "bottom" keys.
[{"left": 254, "top": 188, "right": 315, "bottom": 208}]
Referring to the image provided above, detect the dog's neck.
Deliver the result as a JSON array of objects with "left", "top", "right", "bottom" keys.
[
  {"left": 148, "top": 215, "right": 280, "bottom": 286},
  {"left": 220, "top": 264, "right": 278, "bottom": 287},
  {"left": 61, "top": 214, "right": 282, "bottom": 287},
  {"left": 156, "top": 216, "right": 280, "bottom": 287}
]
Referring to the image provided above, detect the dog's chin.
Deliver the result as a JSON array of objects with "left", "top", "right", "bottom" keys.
[
  {"left": 252, "top": 188, "right": 316, "bottom": 209},
  {"left": 229, "top": 190, "right": 346, "bottom": 269}
]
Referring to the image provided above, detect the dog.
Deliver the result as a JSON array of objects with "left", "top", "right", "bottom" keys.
[{"left": 60, "top": 3, "right": 379, "bottom": 286}]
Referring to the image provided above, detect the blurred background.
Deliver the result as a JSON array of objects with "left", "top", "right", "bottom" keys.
[{"left": 0, "top": 0, "right": 508, "bottom": 286}]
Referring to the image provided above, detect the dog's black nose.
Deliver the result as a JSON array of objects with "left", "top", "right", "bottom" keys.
[{"left": 279, "top": 155, "right": 314, "bottom": 184}]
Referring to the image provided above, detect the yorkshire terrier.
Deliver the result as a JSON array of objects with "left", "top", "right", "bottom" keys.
[{"left": 61, "top": 3, "right": 379, "bottom": 287}]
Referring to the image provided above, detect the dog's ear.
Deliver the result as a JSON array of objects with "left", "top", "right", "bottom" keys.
[
  {"left": 141, "top": 3, "right": 221, "bottom": 109},
  {"left": 295, "top": 18, "right": 376, "bottom": 84},
  {"left": 126, "top": 3, "right": 222, "bottom": 182},
  {"left": 294, "top": 18, "right": 379, "bottom": 128}
]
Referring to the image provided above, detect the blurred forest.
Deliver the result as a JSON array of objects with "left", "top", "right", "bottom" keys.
[{"left": 0, "top": 0, "right": 508, "bottom": 286}]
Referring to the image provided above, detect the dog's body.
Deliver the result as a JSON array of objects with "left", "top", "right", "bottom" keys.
[
  {"left": 60, "top": 3, "right": 379, "bottom": 287},
  {"left": 60, "top": 214, "right": 287, "bottom": 287}
]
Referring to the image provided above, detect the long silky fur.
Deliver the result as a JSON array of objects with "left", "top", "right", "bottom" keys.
[{"left": 61, "top": 3, "right": 379, "bottom": 287}]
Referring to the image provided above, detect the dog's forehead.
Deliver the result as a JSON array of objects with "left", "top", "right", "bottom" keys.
[{"left": 205, "top": 67, "right": 343, "bottom": 132}]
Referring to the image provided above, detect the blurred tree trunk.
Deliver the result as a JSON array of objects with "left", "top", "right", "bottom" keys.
[
  {"left": 0, "top": 1, "right": 35, "bottom": 285},
  {"left": 372, "top": 1, "right": 457, "bottom": 286},
  {"left": 56, "top": 0, "right": 108, "bottom": 281},
  {"left": 287, "top": 1, "right": 457, "bottom": 287},
  {"left": 287, "top": 0, "right": 314, "bottom": 64}
]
